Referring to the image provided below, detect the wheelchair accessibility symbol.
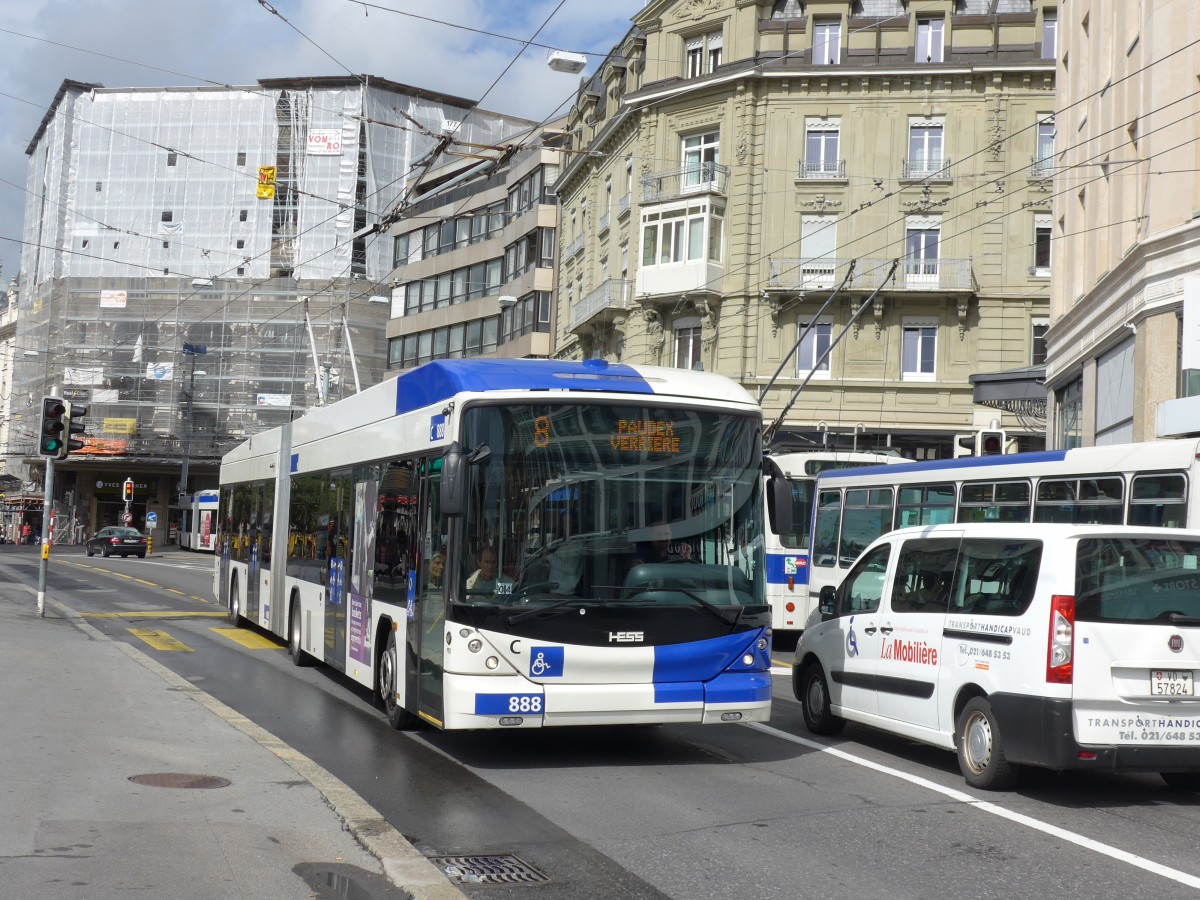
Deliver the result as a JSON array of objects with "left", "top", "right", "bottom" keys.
[
  {"left": 529, "top": 645, "right": 564, "bottom": 678},
  {"left": 846, "top": 616, "right": 859, "bottom": 658}
]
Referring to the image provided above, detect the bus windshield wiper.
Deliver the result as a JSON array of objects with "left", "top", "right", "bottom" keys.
[
  {"left": 638, "top": 587, "right": 742, "bottom": 629},
  {"left": 506, "top": 596, "right": 595, "bottom": 626}
]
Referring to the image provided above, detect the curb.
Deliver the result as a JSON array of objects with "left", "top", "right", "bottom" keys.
[{"left": 39, "top": 586, "right": 467, "bottom": 900}]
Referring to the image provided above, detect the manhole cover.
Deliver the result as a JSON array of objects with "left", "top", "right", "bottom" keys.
[
  {"left": 129, "top": 773, "right": 231, "bottom": 789},
  {"left": 430, "top": 854, "right": 550, "bottom": 885}
]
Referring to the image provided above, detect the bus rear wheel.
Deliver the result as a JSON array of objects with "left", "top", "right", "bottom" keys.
[
  {"left": 377, "top": 630, "right": 414, "bottom": 730},
  {"left": 288, "top": 599, "right": 311, "bottom": 667}
]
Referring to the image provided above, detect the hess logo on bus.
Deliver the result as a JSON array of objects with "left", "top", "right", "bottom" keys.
[{"left": 609, "top": 631, "right": 644, "bottom": 643}]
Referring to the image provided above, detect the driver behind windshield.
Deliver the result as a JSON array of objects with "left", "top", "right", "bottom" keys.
[{"left": 466, "top": 546, "right": 513, "bottom": 597}]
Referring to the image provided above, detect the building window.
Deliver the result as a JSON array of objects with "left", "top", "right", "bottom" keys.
[
  {"left": 96, "top": 181, "right": 102, "bottom": 192},
  {"left": 161, "top": 211, "right": 173, "bottom": 223},
  {"left": 393, "top": 233, "right": 409, "bottom": 268},
  {"left": 772, "top": 0, "right": 803, "bottom": 18},
  {"left": 1031, "top": 318, "right": 1049, "bottom": 366},
  {"left": 1055, "top": 377, "right": 1082, "bottom": 449},
  {"left": 685, "top": 30, "right": 722, "bottom": 78},
  {"left": 237, "top": 151, "right": 247, "bottom": 166},
  {"left": 907, "top": 120, "right": 945, "bottom": 178},
  {"left": 620, "top": 240, "right": 629, "bottom": 277},
  {"left": 641, "top": 201, "right": 724, "bottom": 267},
  {"left": 803, "top": 119, "right": 841, "bottom": 178},
  {"left": 237, "top": 267, "right": 245, "bottom": 276},
  {"left": 916, "top": 17, "right": 944, "bottom": 63},
  {"left": 797, "top": 319, "right": 832, "bottom": 378},
  {"left": 800, "top": 215, "right": 837, "bottom": 285},
  {"left": 1033, "top": 116, "right": 1055, "bottom": 176},
  {"left": 682, "top": 130, "right": 720, "bottom": 191},
  {"left": 239, "top": 209, "right": 248, "bottom": 222},
  {"left": 1041, "top": 10, "right": 1057, "bottom": 60},
  {"left": 674, "top": 316, "right": 703, "bottom": 370},
  {"left": 162, "top": 241, "right": 169, "bottom": 249},
  {"left": 902, "top": 318, "right": 937, "bottom": 381},
  {"left": 236, "top": 239, "right": 245, "bottom": 250},
  {"left": 167, "top": 152, "right": 178, "bottom": 167},
  {"left": 904, "top": 220, "right": 940, "bottom": 283},
  {"left": 1033, "top": 215, "right": 1052, "bottom": 276},
  {"left": 813, "top": 19, "right": 841, "bottom": 65}
]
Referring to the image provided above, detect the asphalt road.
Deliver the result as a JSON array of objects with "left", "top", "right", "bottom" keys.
[{"left": 10, "top": 544, "right": 1200, "bottom": 900}]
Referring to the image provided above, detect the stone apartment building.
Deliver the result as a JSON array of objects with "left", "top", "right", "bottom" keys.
[
  {"left": 553, "top": 0, "right": 1058, "bottom": 458},
  {"left": 1046, "top": 1, "right": 1200, "bottom": 448}
]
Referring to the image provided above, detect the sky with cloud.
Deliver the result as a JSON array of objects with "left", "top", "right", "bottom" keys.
[{"left": 0, "top": 0, "right": 645, "bottom": 285}]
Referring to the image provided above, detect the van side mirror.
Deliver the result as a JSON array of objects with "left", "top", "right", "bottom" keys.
[{"left": 818, "top": 584, "right": 837, "bottom": 618}]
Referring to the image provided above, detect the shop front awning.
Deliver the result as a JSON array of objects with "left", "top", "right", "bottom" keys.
[{"left": 969, "top": 365, "right": 1047, "bottom": 420}]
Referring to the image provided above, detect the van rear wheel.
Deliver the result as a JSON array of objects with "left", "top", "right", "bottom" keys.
[
  {"left": 1161, "top": 772, "right": 1200, "bottom": 791},
  {"left": 956, "top": 697, "right": 1017, "bottom": 790},
  {"left": 800, "top": 664, "right": 845, "bottom": 736}
]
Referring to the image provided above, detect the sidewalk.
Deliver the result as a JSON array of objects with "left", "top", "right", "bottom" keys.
[{"left": 0, "top": 578, "right": 465, "bottom": 900}]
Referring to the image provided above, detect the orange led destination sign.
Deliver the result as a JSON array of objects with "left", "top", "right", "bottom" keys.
[{"left": 611, "top": 419, "right": 681, "bottom": 454}]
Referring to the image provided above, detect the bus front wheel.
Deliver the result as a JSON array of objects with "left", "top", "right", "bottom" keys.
[{"left": 378, "top": 630, "right": 414, "bottom": 730}]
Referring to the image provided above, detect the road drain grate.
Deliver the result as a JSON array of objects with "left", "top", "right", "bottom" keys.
[
  {"left": 430, "top": 854, "right": 550, "bottom": 885},
  {"left": 129, "top": 773, "right": 231, "bottom": 789}
]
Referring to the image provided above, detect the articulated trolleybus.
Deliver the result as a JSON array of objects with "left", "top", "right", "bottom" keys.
[
  {"left": 764, "top": 450, "right": 911, "bottom": 634},
  {"left": 216, "top": 359, "right": 783, "bottom": 730}
]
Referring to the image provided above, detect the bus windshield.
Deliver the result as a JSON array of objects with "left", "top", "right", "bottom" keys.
[{"left": 456, "top": 401, "right": 764, "bottom": 610}]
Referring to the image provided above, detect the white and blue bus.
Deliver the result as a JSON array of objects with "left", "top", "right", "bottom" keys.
[
  {"left": 216, "top": 358, "right": 783, "bottom": 730},
  {"left": 764, "top": 450, "right": 911, "bottom": 633},
  {"left": 179, "top": 489, "right": 219, "bottom": 552},
  {"left": 805, "top": 438, "right": 1200, "bottom": 619}
]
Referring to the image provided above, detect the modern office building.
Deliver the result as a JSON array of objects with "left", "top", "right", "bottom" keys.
[
  {"left": 14, "top": 76, "right": 528, "bottom": 539},
  {"left": 554, "top": 0, "right": 1057, "bottom": 458},
  {"left": 384, "top": 122, "right": 563, "bottom": 370},
  {"left": 1045, "top": 2, "right": 1200, "bottom": 447}
]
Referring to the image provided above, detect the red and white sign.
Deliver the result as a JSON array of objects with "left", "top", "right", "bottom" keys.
[
  {"left": 307, "top": 129, "right": 343, "bottom": 156},
  {"left": 121, "top": 511, "right": 134, "bottom": 526}
]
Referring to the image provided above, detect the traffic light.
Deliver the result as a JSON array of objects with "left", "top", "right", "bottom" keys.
[
  {"left": 953, "top": 434, "right": 977, "bottom": 459},
  {"left": 37, "top": 397, "right": 67, "bottom": 458},
  {"left": 977, "top": 429, "right": 1007, "bottom": 456},
  {"left": 63, "top": 401, "right": 88, "bottom": 458},
  {"left": 123, "top": 478, "right": 135, "bottom": 503}
]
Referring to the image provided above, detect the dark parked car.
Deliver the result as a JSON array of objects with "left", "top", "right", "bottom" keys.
[{"left": 86, "top": 526, "right": 148, "bottom": 559}]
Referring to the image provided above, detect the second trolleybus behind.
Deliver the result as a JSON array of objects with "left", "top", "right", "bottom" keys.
[{"left": 215, "top": 358, "right": 790, "bottom": 730}]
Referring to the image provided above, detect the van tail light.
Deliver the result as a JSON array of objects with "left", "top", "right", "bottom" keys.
[{"left": 1046, "top": 594, "right": 1075, "bottom": 684}]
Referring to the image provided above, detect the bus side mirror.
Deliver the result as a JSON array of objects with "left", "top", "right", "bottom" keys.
[
  {"left": 441, "top": 442, "right": 467, "bottom": 516},
  {"left": 440, "top": 442, "right": 491, "bottom": 517},
  {"left": 818, "top": 584, "right": 837, "bottom": 618},
  {"left": 767, "top": 474, "right": 794, "bottom": 537}
]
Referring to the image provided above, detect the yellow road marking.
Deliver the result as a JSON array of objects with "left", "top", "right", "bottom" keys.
[
  {"left": 83, "top": 611, "right": 227, "bottom": 619},
  {"left": 128, "top": 628, "right": 193, "bottom": 652},
  {"left": 133, "top": 578, "right": 156, "bottom": 587},
  {"left": 211, "top": 627, "right": 283, "bottom": 650},
  {"left": 65, "top": 561, "right": 211, "bottom": 605}
]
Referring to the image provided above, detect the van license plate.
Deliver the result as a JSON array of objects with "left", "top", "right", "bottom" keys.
[{"left": 1150, "top": 670, "right": 1193, "bottom": 696}]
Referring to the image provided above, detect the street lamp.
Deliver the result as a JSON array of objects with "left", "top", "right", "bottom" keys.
[{"left": 178, "top": 342, "right": 207, "bottom": 503}]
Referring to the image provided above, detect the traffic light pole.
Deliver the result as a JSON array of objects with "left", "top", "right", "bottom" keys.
[{"left": 36, "top": 457, "right": 54, "bottom": 618}]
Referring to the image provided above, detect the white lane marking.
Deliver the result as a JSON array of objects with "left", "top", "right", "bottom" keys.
[{"left": 748, "top": 721, "right": 1200, "bottom": 891}]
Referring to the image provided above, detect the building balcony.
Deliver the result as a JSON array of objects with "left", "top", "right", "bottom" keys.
[
  {"left": 564, "top": 233, "right": 585, "bottom": 259},
  {"left": 768, "top": 257, "right": 853, "bottom": 292},
  {"left": 597, "top": 211, "right": 611, "bottom": 235},
  {"left": 617, "top": 192, "right": 631, "bottom": 217},
  {"left": 857, "top": 257, "right": 976, "bottom": 292},
  {"left": 1029, "top": 155, "right": 1054, "bottom": 178},
  {"left": 797, "top": 158, "right": 846, "bottom": 179},
  {"left": 900, "top": 157, "right": 952, "bottom": 180},
  {"left": 635, "top": 261, "right": 723, "bottom": 298},
  {"left": 640, "top": 163, "right": 728, "bottom": 204},
  {"left": 569, "top": 278, "right": 633, "bottom": 331}
]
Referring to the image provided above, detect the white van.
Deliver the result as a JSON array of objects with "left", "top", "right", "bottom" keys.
[{"left": 793, "top": 523, "right": 1200, "bottom": 790}]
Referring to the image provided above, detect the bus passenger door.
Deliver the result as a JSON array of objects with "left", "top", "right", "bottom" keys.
[{"left": 412, "top": 462, "right": 446, "bottom": 727}]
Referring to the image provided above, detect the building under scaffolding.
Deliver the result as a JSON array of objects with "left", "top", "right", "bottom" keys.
[{"left": 14, "top": 76, "right": 533, "bottom": 541}]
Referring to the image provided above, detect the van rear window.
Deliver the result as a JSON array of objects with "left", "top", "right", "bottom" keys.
[{"left": 1076, "top": 537, "right": 1200, "bottom": 623}]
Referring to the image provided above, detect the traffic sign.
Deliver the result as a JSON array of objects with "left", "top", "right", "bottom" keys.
[
  {"left": 146, "top": 512, "right": 158, "bottom": 526},
  {"left": 121, "top": 511, "right": 133, "bottom": 526}
]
